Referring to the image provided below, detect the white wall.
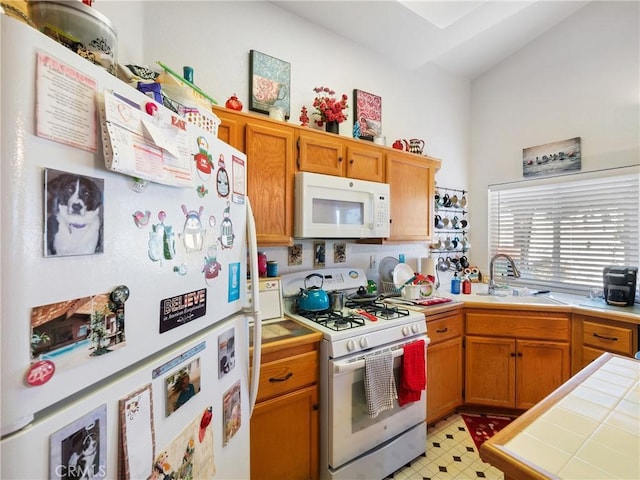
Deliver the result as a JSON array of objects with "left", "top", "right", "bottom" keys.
[
  {"left": 469, "top": 1, "right": 640, "bottom": 270},
  {"left": 95, "top": 0, "right": 470, "bottom": 279}
]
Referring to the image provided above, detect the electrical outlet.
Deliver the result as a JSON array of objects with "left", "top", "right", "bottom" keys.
[{"left": 369, "top": 255, "right": 378, "bottom": 269}]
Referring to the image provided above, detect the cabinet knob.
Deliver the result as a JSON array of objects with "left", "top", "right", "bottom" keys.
[
  {"left": 350, "top": 159, "right": 354, "bottom": 164},
  {"left": 510, "top": 352, "right": 516, "bottom": 357},
  {"left": 517, "top": 352, "right": 523, "bottom": 357},
  {"left": 338, "top": 157, "right": 343, "bottom": 162},
  {"left": 436, "top": 328, "right": 448, "bottom": 334}
]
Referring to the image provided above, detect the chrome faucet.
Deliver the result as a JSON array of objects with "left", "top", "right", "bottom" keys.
[{"left": 488, "top": 254, "right": 521, "bottom": 295}]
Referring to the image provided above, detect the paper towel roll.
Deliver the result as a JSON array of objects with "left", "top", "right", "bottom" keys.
[
  {"left": 420, "top": 257, "right": 439, "bottom": 288},
  {"left": 420, "top": 257, "right": 435, "bottom": 276}
]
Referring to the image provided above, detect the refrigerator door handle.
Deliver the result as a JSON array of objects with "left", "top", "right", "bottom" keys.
[{"left": 246, "top": 197, "right": 262, "bottom": 417}]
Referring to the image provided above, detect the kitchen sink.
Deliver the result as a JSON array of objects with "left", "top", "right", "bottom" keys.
[{"left": 494, "top": 295, "right": 566, "bottom": 305}]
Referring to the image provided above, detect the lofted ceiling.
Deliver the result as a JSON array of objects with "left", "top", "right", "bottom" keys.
[{"left": 271, "top": 0, "right": 591, "bottom": 79}]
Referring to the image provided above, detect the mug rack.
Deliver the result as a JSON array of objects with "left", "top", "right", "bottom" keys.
[{"left": 431, "top": 185, "right": 470, "bottom": 263}]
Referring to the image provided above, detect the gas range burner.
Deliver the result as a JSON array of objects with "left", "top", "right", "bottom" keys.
[
  {"left": 345, "top": 300, "right": 410, "bottom": 320},
  {"left": 296, "top": 309, "right": 365, "bottom": 331}
]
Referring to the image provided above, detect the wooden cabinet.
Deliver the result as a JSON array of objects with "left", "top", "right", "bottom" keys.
[
  {"left": 425, "top": 306, "right": 464, "bottom": 424},
  {"left": 215, "top": 107, "right": 295, "bottom": 246},
  {"left": 214, "top": 106, "right": 441, "bottom": 245},
  {"left": 385, "top": 152, "right": 437, "bottom": 242},
  {"left": 297, "top": 129, "right": 345, "bottom": 177},
  {"left": 297, "top": 130, "right": 384, "bottom": 182},
  {"left": 464, "top": 309, "right": 571, "bottom": 410},
  {"left": 250, "top": 329, "right": 321, "bottom": 480},
  {"left": 571, "top": 313, "right": 638, "bottom": 372}
]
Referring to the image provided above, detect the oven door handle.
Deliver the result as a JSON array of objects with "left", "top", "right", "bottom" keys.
[{"left": 334, "top": 347, "right": 405, "bottom": 374}]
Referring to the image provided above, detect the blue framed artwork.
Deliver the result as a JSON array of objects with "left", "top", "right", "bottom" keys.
[{"left": 249, "top": 50, "right": 291, "bottom": 119}]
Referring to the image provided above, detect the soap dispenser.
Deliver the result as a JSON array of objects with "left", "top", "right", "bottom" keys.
[{"left": 451, "top": 272, "right": 461, "bottom": 294}]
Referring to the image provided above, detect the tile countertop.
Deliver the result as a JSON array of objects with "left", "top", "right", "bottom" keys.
[{"left": 480, "top": 353, "right": 640, "bottom": 480}]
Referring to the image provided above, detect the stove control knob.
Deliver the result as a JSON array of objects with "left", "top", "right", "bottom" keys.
[
  {"left": 346, "top": 339, "right": 356, "bottom": 351},
  {"left": 411, "top": 323, "right": 420, "bottom": 334},
  {"left": 359, "top": 337, "right": 368, "bottom": 349},
  {"left": 402, "top": 325, "right": 410, "bottom": 336}
]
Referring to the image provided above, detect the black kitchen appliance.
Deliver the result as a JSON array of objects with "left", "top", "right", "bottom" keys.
[{"left": 603, "top": 266, "right": 638, "bottom": 306}]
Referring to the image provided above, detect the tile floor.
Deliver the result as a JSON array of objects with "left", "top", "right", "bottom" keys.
[{"left": 386, "top": 414, "right": 505, "bottom": 480}]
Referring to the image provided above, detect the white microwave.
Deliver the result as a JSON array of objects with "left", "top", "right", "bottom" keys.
[{"left": 294, "top": 172, "right": 390, "bottom": 238}]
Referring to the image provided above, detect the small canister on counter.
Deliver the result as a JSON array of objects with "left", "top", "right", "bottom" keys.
[
  {"left": 257, "top": 251, "right": 267, "bottom": 277},
  {"left": 266, "top": 260, "right": 278, "bottom": 277},
  {"left": 462, "top": 275, "right": 472, "bottom": 294}
]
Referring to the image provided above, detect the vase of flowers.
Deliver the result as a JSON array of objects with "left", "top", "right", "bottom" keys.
[{"left": 312, "top": 86, "right": 348, "bottom": 133}]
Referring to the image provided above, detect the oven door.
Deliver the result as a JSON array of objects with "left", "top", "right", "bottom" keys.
[{"left": 328, "top": 335, "right": 427, "bottom": 469}]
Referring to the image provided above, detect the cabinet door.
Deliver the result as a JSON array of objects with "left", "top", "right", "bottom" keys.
[
  {"left": 216, "top": 110, "right": 245, "bottom": 151},
  {"left": 516, "top": 340, "right": 570, "bottom": 410},
  {"left": 250, "top": 385, "right": 319, "bottom": 480},
  {"left": 345, "top": 144, "right": 384, "bottom": 182},
  {"left": 465, "top": 336, "right": 515, "bottom": 407},
  {"left": 246, "top": 121, "right": 294, "bottom": 245},
  {"left": 427, "top": 336, "right": 463, "bottom": 424},
  {"left": 297, "top": 130, "right": 345, "bottom": 176},
  {"left": 385, "top": 152, "right": 435, "bottom": 241}
]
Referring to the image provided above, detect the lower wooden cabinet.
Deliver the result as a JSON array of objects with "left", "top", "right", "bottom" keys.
[
  {"left": 426, "top": 307, "right": 463, "bottom": 424},
  {"left": 251, "top": 385, "right": 318, "bottom": 480},
  {"left": 464, "top": 309, "right": 571, "bottom": 410},
  {"left": 250, "top": 330, "right": 321, "bottom": 480},
  {"left": 572, "top": 313, "right": 638, "bottom": 373}
]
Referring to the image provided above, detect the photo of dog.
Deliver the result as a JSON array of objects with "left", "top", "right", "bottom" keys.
[{"left": 45, "top": 169, "right": 104, "bottom": 257}]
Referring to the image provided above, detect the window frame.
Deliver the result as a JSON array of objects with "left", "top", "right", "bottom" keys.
[{"left": 488, "top": 166, "right": 640, "bottom": 296}]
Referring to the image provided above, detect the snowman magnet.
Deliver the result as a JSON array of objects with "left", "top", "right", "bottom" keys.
[
  {"left": 194, "top": 136, "right": 214, "bottom": 181},
  {"left": 219, "top": 202, "right": 235, "bottom": 249},
  {"left": 202, "top": 244, "right": 222, "bottom": 285},
  {"left": 216, "top": 154, "right": 230, "bottom": 198},
  {"left": 181, "top": 205, "right": 206, "bottom": 253}
]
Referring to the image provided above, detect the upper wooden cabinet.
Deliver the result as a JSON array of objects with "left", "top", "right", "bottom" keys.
[
  {"left": 215, "top": 107, "right": 295, "bottom": 246},
  {"left": 385, "top": 152, "right": 437, "bottom": 242},
  {"left": 345, "top": 144, "right": 384, "bottom": 182},
  {"left": 214, "top": 106, "right": 440, "bottom": 245},
  {"left": 297, "top": 130, "right": 385, "bottom": 182},
  {"left": 297, "top": 129, "right": 345, "bottom": 177}
]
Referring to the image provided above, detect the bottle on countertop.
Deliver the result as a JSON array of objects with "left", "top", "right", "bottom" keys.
[
  {"left": 451, "top": 272, "right": 461, "bottom": 295},
  {"left": 462, "top": 275, "right": 472, "bottom": 294}
]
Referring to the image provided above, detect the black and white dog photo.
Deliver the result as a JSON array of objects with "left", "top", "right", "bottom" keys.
[{"left": 45, "top": 169, "right": 104, "bottom": 257}]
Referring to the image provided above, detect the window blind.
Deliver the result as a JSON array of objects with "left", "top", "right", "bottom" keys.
[{"left": 488, "top": 167, "right": 640, "bottom": 294}]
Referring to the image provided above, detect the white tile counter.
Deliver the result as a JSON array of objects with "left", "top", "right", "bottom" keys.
[{"left": 480, "top": 353, "right": 640, "bottom": 479}]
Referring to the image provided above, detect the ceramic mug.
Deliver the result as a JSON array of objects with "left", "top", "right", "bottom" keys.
[
  {"left": 402, "top": 284, "right": 421, "bottom": 300},
  {"left": 437, "top": 257, "right": 449, "bottom": 272},
  {"left": 409, "top": 138, "right": 425, "bottom": 154},
  {"left": 435, "top": 215, "right": 444, "bottom": 229}
]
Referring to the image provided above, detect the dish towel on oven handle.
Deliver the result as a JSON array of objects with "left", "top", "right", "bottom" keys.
[
  {"left": 364, "top": 350, "right": 397, "bottom": 418},
  {"left": 398, "top": 339, "right": 426, "bottom": 406}
]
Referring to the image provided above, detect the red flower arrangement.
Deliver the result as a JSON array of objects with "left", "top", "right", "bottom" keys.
[{"left": 312, "top": 86, "right": 348, "bottom": 127}]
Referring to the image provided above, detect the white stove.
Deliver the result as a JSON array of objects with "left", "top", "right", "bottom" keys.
[
  {"left": 280, "top": 267, "right": 429, "bottom": 480},
  {"left": 280, "top": 268, "right": 427, "bottom": 358}
]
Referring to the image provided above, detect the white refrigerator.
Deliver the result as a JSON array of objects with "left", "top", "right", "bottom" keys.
[{"left": 0, "top": 14, "right": 261, "bottom": 479}]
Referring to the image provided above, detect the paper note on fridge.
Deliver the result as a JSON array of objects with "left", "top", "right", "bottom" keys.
[{"left": 100, "top": 90, "right": 194, "bottom": 187}]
